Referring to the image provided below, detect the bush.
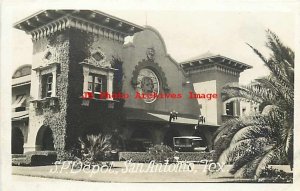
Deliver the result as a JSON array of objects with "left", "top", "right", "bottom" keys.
[
  {"left": 119, "top": 150, "right": 215, "bottom": 163},
  {"left": 71, "top": 133, "right": 113, "bottom": 169},
  {"left": 174, "top": 151, "right": 214, "bottom": 162},
  {"left": 12, "top": 151, "right": 57, "bottom": 166},
  {"left": 119, "top": 152, "right": 152, "bottom": 163},
  {"left": 148, "top": 145, "right": 174, "bottom": 163},
  {"left": 79, "top": 134, "right": 112, "bottom": 161},
  {"left": 258, "top": 166, "right": 293, "bottom": 183}
]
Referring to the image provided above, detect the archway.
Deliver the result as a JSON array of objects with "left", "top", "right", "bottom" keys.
[
  {"left": 36, "top": 126, "right": 55, "bottom": 150},
  {"left": 163, "top": 129, "right": 180, "bottom": 148},
  {"left": 11, "top": 127, "right": 24, "bottom": 154}
]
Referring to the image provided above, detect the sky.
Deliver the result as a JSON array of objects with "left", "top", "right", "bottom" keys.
[{"left": 10, "top": 1, "right": 296, "bottom": 84}]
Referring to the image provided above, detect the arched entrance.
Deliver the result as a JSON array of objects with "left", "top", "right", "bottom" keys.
[
  {"left": 129, "top": 128, "right": 152, "bottom": 151},
  {"left": 163, "top": 129, "right": 180, "bottom": 148},
  {"left": 11, "top": 127, "right": 24, "bottom": 154},
  {"left": 36, "top": 126, "right": 55, "bottom": 150}
]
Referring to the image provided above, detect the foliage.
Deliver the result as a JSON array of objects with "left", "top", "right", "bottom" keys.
[
  {"left": 80, "top": 134, "right": 112, "bottom": 160},
  {"left": 119, "top": 151, "right": 214, "bottom": 163},
  {"left": 258, "top": 166, "right": 293, "bottom": 183},
  {"left": 214, "top": 30, "right": 294, "bottom": 178},
  {"left": 71, "top": 133, "right": 112, "bottom": 169},
  {"left": 119, "top": 152, "right": 153, "bottom": 163},
  {"left": 148, "top": 145, "right": 175, "bottom": 163},
  {"left": 12, "top": 151, "right": 57, "bottom": 166}
]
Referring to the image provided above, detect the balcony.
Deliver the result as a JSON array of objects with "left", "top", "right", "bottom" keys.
[{"left": 31, "top": 97, "right": 59, "bottom": 111}]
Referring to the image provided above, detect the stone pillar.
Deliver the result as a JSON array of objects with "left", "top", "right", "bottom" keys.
[
  {"left": 107, "top": 72, "right": 114, "bottom": 100},
  {"left": 51, "top": 70, "right": 57, "bottom": 97},
  {"left": 36, "top": 71, "right": 42, "bottom": 99},
  {"left": 233, "top": 101, "right": 238, "bottom": 116},
  {"left": 82, "top": 66, "right": 90, "bottom": 93},
  {"left": 223, "top": 102, "right": 227, "bottom": 115}
]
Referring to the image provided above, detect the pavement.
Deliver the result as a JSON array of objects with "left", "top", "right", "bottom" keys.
[{"left": 11, "top": 162, "right": 292, "bottom": 183}]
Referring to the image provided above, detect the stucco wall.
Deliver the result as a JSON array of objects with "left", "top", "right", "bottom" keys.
[
  {"left": 188, "top": 65, "right": 240, "bottom": 125},
  {"left": 192, "top": 80, "right": 218, "bottom": 125},
  {"left": 122, "top": 27, "right": 199, "bottom": 116}
]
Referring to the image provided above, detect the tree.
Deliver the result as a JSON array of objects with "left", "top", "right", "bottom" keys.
[{"left": 213, "top": 30, "right": 294, "bottom": 178}]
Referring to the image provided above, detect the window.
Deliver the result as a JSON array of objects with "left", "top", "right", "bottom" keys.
[
  {"left": 87, "top": 74, "right": 107, "bottom": 96},
  {"left": 42, "top": 74, "right": 53, "bottom": 98},
  {"left": 92, "top": 52, "right": 104, "bottom": 61},
  {"left": 13, "top": 94, "right": 26, "bottom": 112},
  {"left": 226, "top": 102, "right": 234, "bottom": 116}
]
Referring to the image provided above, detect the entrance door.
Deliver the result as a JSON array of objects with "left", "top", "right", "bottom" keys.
[{"left": 11, "top": 127, "right": 24, "bottom": 154}]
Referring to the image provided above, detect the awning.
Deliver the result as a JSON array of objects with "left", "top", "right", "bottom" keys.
[
  {"left": 125, "top": 108, "right": 167, "bottom": 122},
  {"left": 12, "top": 111, "right": 29, "bottom": 121},
  {"left": 148, "top": 112, "right": 198, "bottom": 125},
  {"left": 12, "top": 95, "right": 26, "bottom": 109},
  {"left": 125, "top": 108, "right": 199, "bottom": 125}
]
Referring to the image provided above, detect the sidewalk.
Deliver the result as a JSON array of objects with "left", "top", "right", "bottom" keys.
[{"left": 12, "top": 162, "right": 292, "bottom": 183}]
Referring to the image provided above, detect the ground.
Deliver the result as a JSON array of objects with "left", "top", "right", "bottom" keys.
[{"left": 12, "top": 162, "right": 292, "bottom": 183}]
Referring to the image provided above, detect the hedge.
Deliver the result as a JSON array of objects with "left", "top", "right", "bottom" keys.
[
  {"left": 119, "top": 151, "right": 215, "bottom": 163},
  {"left": 119, "top": 152, "right": 152, "bottom": 163},
  {"left": 12, "top": 151, "right": 57, "bottom": 166}
]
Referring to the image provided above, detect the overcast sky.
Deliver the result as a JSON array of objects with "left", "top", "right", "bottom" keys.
[{"left": 10, "top": 2, "right": 296, "bottom": 84}]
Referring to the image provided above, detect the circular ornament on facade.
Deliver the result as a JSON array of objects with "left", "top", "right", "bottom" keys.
[{"left": 136, "top": 68, "right": 160, "bottom": 103}]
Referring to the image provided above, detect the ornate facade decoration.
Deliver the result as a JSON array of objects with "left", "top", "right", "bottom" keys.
[
  {"left": 15, "top": 10, "right": 143, "bottom": 43},
  {"left": 131, "top": 58, "right": 170, "bottom": 92},
  {"left": 146, "top": 47, "right": 155, "bottom": 61},
  {"left": 79, "top": 46, "right": 111, "bottom": 68}
]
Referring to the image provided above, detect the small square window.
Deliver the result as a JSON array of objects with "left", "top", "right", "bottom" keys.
[{"left": 92, "top": 52, "right": 104, "bottom": 61}]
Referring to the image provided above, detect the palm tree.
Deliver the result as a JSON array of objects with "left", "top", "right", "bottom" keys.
[
  {"left": 213, "top": 30, "right": 294, "bottom": 178},
  {"left": 79, "top": 133, "right": 112, "bottom": 161}
]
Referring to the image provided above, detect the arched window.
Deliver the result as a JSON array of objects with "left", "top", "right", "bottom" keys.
[{"left": 12, "top": 65, "right": 32, "bottom": 79}]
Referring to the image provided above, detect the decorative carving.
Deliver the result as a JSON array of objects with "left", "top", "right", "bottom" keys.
[
  {"left": 80, "top": 46, "right": 111, "bottom": 68},
  {"left": 146, "top": 47, "right": 155, "bottom": 61}
]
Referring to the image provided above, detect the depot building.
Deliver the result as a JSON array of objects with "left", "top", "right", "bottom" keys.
[{"left": 11, "top": 10, "right": 251, "bottom": 158}]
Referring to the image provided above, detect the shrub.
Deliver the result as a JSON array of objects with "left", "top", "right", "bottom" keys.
[
  {"left": 258, "top": 166, "right": 293, "bottom": 183},
  {"left": 119, "top": 152, "right": 152, "bottom": 163},
  {"left": 12, "top": 151, "right": 57, "bottom": 166},
  {"left": 174, "top": 151, "right": 214, "bottom": 162},
  {"left": 148, "top": 145, "right": 175, "bottom": 163},
  {"left": 118, "top": 151, "right": 215, "bottom": 163},
  {"left": 79, "top": 134, "right": 112, "bottom": 161},
  {"left": 71, "top": 133, "right": 113, "bottom": 169}
]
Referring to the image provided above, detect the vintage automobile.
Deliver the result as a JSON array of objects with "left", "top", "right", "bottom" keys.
[{"left": 173, "top": 136, "right": 208, "bottom": 152}]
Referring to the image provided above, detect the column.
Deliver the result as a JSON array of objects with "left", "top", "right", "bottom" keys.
[
  {"left": 82, "top": 66, "right": 90, "bottom": 93},
  {"left": 223, "top": 102, "right": 227, "bottom": 115},
  {"left": 233, "top": 101, "right": 238, "bottom": 116},
  {"left": 107, "top": 72, "right": 114, "bottom": 100},
  {"left": 51, "top": 69, "right": 57, "bottom": 97},
  {"left": 36, "top": 71, "right": 42, "bottom": 99}
]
